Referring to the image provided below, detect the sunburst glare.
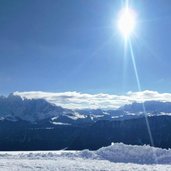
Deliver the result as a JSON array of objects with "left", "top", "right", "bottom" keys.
[{"left": 117, "top": 7, "right": 136, "bottom": 39}]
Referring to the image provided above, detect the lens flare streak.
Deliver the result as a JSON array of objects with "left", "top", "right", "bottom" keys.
[{"left": 128, "top": 41, "right": 158, "bottom": 163}]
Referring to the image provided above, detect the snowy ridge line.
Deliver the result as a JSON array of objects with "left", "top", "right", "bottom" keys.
[{"left": 0, "top": 143, "right": 171, "bottom": 164}]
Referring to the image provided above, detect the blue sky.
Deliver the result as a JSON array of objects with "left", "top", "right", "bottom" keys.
[{"left": 1, "top": 0, "right": 171, "bottom": 95}]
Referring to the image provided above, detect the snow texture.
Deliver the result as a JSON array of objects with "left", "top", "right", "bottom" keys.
[{"left": 0, "top": 143, "right": 171, "bottom": 171}]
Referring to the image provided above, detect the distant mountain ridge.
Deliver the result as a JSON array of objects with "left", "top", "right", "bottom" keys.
[
  {"left": 0, "top": 94, "right": 171, "bottom": 124},
  {"left": 120, "top": 101, "right": 171, "bottom": 113}
]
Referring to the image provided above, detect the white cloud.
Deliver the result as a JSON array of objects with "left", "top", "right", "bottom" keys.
[{"left": 13, "top": 90, "right": 171, "bottom": 109}]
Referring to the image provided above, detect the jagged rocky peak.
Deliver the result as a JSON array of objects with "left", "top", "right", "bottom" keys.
[{"left": 0, "top": 93, "right": 67, "bottom": 122}]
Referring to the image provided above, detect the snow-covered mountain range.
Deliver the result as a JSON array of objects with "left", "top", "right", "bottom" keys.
[{"left": 1, "top": 93, "right": 171, "bottom": 124}]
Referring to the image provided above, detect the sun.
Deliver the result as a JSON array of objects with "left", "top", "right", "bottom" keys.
[{"left": 117, "top": 7, "right": 136, "bottom": 39}]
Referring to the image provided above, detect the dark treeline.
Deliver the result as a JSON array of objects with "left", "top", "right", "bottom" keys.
[{"left": 0, "top": 115, "right": 171, "bottom": 150}]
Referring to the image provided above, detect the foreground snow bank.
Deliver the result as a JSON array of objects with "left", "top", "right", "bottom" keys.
[
  {"left": 1, "top": 143, "right": 171, "bottom": 165},
  {"left": 1, "top": 158, "right": 171, "bottom": 171},
  {"left": 0, "top": 143, "right": 171, "bottom": 171}
]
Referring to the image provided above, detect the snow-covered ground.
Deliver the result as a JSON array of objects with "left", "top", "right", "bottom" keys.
[{"left": 0, "top": 143, "right": 171, "bottom": 171}]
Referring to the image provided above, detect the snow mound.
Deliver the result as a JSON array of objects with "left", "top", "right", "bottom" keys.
[
  {"left": 71, "top": 143, "right": 171, "bottom": 164},
  {"left": 95, "top": 143, "right": 171, "bottom": 164}
]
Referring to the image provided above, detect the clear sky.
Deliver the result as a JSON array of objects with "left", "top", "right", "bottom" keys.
[{"left": 1, "top": 0, "right": 171, "bottom": 95}]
